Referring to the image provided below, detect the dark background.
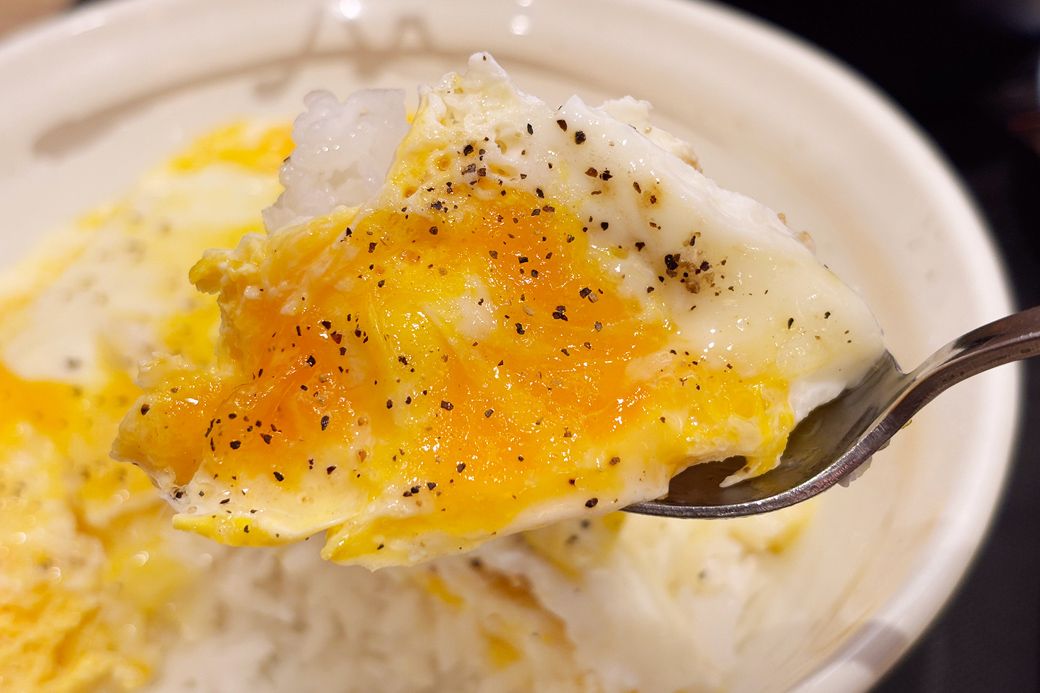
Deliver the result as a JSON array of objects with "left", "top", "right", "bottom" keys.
[
  {"left": 52, "top": 0, "right": 1038, "bottom": 689},
  {"left": 719, "top": 0, "right": 1040, "bottom": 690}
]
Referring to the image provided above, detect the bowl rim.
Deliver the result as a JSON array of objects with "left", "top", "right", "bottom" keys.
[{"left": 0, "top": 0, "right": 1021, "bottom": 690}]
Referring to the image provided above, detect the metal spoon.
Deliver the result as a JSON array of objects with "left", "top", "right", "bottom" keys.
[{"left": 625, "top": 305, "right": 1040, "bottom": 519}]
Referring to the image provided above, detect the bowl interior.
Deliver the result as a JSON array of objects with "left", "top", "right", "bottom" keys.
[{"left": 0, "top": 0, "right": 1018, "bottom": 690}]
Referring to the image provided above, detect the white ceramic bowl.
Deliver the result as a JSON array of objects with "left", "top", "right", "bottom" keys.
[{"left": 0, "top": 0, "right": 1019, "bottom": 690}]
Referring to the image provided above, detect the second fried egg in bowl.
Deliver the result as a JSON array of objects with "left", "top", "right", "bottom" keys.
[{"left": 0, "top": 1, "right": 1018, "bottom": 691}]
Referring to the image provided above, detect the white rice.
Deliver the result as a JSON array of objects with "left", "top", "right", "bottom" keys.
[
  {"left": 147, "top": 511, "right": 806, "bottom": 693},
  {"left": 262, "top": 88, "right": 408, "bottom": 232}
]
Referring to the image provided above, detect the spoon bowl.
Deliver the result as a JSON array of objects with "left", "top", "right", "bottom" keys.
[{"left": 627, "top": 305, "right": 1040, "bottom": 519}]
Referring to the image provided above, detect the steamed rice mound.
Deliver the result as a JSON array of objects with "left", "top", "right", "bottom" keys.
[{"left": 146, "top": 516, "right": 810, "bottom": 692}]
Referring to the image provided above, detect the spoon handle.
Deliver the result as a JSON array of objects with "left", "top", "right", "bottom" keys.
[{"left": 904, "top": 304, "right": 1040, "bottom": 412}]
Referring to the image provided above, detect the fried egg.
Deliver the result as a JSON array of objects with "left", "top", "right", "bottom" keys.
[{"left": 113, "top": 54, "right": 884, "bottom": 568}]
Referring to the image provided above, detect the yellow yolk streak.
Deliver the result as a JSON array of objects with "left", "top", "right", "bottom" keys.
[
  {"left": 0, "top": 122, "right": 293, "bottom": 690},
  {"left": 115, "top": 185, "right": 795, "bottom": 566},
  {"left": 0, "top": 364, "right": 190, "bottom": 691},
  {"left": 168, "top": 122, "right": 294, "bottom": 174}
]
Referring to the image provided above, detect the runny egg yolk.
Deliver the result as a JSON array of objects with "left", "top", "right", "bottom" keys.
[{"left": 114, "top": 183, "right": 794, "bottom": 566}]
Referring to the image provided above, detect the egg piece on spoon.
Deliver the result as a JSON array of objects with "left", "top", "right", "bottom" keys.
[{"left": 113, "top": 54, "right": 884, "bottom": 568}]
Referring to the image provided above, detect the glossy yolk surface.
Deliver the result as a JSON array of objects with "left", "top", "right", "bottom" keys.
[{"left": 115, "top": 182, "right": 794, "bottom": 564}]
